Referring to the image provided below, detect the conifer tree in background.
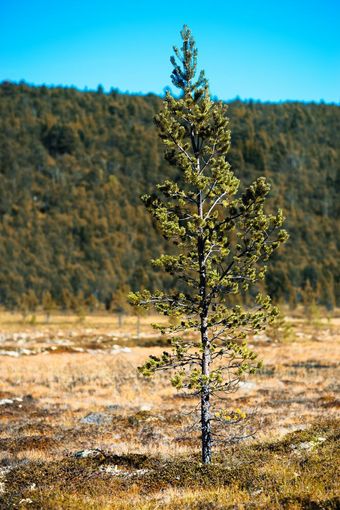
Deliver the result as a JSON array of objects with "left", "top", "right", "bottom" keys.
[
  {"left": 129, "top": 26, "right": 288, "bottom": 464},
  {"left": 42, "top": 290, "right": 55, "bottom": 323}
]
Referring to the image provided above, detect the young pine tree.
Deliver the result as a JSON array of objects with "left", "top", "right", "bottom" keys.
[{"left": 129, "top": 26, "right": 288, "bottom": 464}]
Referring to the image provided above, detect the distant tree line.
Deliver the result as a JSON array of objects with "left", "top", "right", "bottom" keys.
[{"left": 0, "top": 82, "right": 339, "bottom": 311}]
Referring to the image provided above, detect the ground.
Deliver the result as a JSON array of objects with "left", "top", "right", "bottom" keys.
[{"left": 0, "top": 311, "right": 339, "bottom": 509}]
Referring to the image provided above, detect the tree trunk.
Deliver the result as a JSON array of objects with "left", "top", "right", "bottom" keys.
[
  {"left": 197, "top": 154, "right": 212, "bottom": 463},
  {"left": 118, "top": 313, "right": 123, "bottom": 328},
  {"left": 198, "top": 223, "right": 212, "bottom": 464},
  {"left": 201, "top": 334, "right": 212, "bottom": 464},
  {"left": 136, "top": 315, "right": 140, "bottom": 339}
]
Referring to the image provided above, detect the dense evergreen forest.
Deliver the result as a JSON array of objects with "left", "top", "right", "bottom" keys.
[{"left": 0, "top": 82, "right": 339, "bottom": 311}]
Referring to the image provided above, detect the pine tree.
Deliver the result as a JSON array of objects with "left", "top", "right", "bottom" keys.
[
  {"left": 20, "top": 290, "right": 39, "bottom": 323},
  {"left": 42, "top": 290, "right": 55, "bottom": 323},
  {"left": 129, "top": 26, "right": 288, "bottom": 464}
]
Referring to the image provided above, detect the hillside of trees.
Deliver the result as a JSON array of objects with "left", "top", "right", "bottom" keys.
[{"left": 0, "top": 82, "right": 339, "bottom": 310}]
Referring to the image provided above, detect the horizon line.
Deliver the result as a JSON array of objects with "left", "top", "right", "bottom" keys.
[{"left": 1, "top": 79, "right": 339, "bottom": 107}]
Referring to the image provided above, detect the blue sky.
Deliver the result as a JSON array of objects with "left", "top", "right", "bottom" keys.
[{"left": 1, "top": 0, "right": 339, "bottom": 102}]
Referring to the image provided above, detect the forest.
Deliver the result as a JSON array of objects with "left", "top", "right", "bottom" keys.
[{"left": 0, "top": 81, "right": 339, "bottom": 311}]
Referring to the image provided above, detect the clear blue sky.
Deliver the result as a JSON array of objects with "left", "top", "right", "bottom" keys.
[{"left": 1, "top": 0, "right": 339, "bottom": 102}]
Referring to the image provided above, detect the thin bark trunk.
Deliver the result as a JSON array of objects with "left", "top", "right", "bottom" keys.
[
  {"left": 136, "top": 315, "right": 140, "bottom": 339},
  {"left": 201, "top": 321, "right": 212, "bottom": 464},
  {"left": 197, "top": 153, "right": 212, "bottom": 464}
]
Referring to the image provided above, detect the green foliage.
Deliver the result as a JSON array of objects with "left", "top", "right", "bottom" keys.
[
  {"left": 42, "top": 123, "right": 78, "bottom": 155},
  {"left": 0, "top": 73, "right": 339, "bottom": 309},
  {"left": 19, "top": 289, "right": 39, "bottom": 322},
  {"left": 266, "top": 310, "right": 294, "bottom": 343},
  {"left": 130, "top": 26, "right": 288, "bottom": 461},
  {"left": 302, "top": 279, "right": 323, "bottom": 324},
  {"left": 42, "top": 290, "right": 55, "bottom": 318}
]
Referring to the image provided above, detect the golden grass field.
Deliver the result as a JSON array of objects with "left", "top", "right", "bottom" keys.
[{"left": 0, "top": 310, "right": 339, "bottom": 509}]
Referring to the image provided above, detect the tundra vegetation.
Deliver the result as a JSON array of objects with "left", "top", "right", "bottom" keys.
[
  {"left": 129, "top": 26, "right": 288, "bottom": 463},
  {"left": 0, "top": 311, "right": 339, "bottom": 509}
]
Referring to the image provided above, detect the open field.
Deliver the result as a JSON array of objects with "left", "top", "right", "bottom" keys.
[{"left": 0, "top": 312, "right": 339, "bottom": 509}]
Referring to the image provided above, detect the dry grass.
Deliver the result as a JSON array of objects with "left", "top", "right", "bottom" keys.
[{"left": 0, "top": 311, "right": 339, "bottom": 509}]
